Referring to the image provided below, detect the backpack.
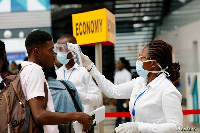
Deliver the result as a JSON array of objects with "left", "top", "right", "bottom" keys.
[
  {"left": 59, "top": 80, "right": 82, "bottom": 112},
  {"left": 0, "top": 67, "right": 47, "bottom": 133},
  {"left": 57, "top": 80, "right": 82, "bottom": 133}
]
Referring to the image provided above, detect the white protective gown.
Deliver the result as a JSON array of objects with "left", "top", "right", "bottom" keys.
[{"left": 90, "top": 66, "right": 183, "bottom": 133}]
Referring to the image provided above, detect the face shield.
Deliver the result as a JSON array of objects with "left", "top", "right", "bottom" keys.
[{"left": 54, "top": 43, "right": 70, "bottom": 54}]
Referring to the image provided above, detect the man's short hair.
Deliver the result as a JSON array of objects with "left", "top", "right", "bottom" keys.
[
  {"left": 0, "top": 40, "right": 6, "bottom": 59},
  {"left": 25, "top": 30, "right": 52, "bottom": 55}
]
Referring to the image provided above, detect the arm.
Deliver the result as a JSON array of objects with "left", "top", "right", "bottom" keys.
[
  {"left": 28, "top": 96, "right": 93, "bottom": 132},
  {"left": 90, "top": 65, "right": 134, "bottom": 99},
  {"left": 80, "top": 53, "right": 134, "bottom": 99},
  {"left": 23, "top": 66, "right": 92, "bottom": 131}
]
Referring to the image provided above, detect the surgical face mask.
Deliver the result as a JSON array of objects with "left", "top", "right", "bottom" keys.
[
  {"left": 136, "top": 60, "right": 149, "bottom": 79},
  {"left": 56, "top": 52, "right": 70, "bottom": 64},
  {"left": 136, "top": 60, "right": 169, "bottom": 80}
]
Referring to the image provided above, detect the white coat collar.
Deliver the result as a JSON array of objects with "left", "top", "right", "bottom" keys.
[
  {"left": 147, "top": 73, "right": 166, "bottom": 90},
  {"left": 62, "top": 62, "right": 80, "bottom": 71}
]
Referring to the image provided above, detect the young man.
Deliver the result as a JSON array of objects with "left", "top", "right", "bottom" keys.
[
  {"left": 20, "top": 30, "right": 93, "bottom": 133},
  {"left": 56, "top": 34, "right": 102, "bottom": 133}
]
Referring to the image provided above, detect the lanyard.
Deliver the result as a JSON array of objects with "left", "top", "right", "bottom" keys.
[
  {"left": 64, "top": 68, "right": 75, "bottom": 81},
  {"left": 132, "top": 86, "right": 149, "bottom": 117}
]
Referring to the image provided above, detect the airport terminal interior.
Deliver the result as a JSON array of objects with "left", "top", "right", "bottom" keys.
[{"left": 1, "top": 0, "right": 200, "bottom": 132}]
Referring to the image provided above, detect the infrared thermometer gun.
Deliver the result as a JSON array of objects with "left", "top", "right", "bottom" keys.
[{"left": 67, "top": 42, "right": 82, "bottom": 66}]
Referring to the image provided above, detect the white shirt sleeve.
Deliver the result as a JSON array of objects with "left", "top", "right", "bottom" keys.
[
  {"left": 90, "top": 66, "right": 135, "bottom": 99},
  {"left": 138, "top": 89, "right": 183, "bottom": 133},
  {"left": 25, "top": 66, "right": 45, "bottom": 100}
]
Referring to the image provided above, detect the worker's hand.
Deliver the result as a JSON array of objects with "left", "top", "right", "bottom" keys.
[
  {"left": 115, "top": 122, "right": 140, "bottom": 133},
  {"left": 76, "top": 112, "right": 93, "bottom": 132},
  {"left": 80, "top": 53, "right": 94, "bottom": 71},
  {"left": 70, "top": 52, "right": 77, "bottom": 62}
]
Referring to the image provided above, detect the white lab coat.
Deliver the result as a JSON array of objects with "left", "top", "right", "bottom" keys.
[
  {"left": 56, "top": 63, "right": 102, "bottom": 114},
  {"left": 90, "top": 66, "right": 183, "bottom": 133},
  {"left": 114, "top": 68, "right": 132, "bottom": 85}
]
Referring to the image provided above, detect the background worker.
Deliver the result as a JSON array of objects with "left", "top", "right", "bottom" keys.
[{"left": 114, "top": 57, "right": 131, "bottom": 128}]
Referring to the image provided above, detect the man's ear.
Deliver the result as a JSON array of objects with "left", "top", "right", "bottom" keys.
[
  {"left": 33, "top": 48, "right": 40, "bottom": 57},
  {"left": 151, "top": 60, "right": 157, "bottom": 68}
]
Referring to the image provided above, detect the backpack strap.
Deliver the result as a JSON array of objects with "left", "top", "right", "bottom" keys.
[
  {"left": 44, "top": 82, "right": 48, "bottom": 109},
  {"left": 60, "top": 80, "right": 82, "bottom": 112},
  {"left": 23, "top": 104, "right": 30, "bottom": 133}
]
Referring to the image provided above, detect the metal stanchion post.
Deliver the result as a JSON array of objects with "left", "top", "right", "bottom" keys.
[{"left": 95, "top": 42, "right": 104, "bottom": 133}]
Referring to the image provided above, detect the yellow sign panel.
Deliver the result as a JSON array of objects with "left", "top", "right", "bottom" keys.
[{"left": 72, "top": 8, "right": 116, "bottom": 45}]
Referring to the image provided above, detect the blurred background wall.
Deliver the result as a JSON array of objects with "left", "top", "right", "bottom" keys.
[{"left": 0, "top": 0, "right": 51, "bottom": 64}]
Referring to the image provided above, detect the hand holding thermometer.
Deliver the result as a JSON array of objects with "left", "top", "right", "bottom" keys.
[{"left": 66, "top": 43, "right": 82, "bottom": 66}]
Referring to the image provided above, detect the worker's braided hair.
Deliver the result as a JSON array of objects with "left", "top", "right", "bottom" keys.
[{"left": 147, "top": 40, "right": 180, "bottom": 82}]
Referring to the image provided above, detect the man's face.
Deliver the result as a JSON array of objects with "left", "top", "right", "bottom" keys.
[{"left": 36, "top": 41, "right": 56, "bottom": 68}]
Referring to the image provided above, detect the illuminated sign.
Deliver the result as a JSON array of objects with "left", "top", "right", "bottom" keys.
[{"left": 72, "top": 8, "right": 116, "bottom": 45}]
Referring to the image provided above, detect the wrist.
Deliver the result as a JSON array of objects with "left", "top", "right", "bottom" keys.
[
  {"left": 87, "top": 64, "right": 94, "bottom": 72},
  {"left": 74, "top": 112, "right": 82, "bottom": 121}
]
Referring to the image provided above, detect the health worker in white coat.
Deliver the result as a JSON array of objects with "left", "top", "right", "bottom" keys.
[
  {"left": 55, "top": 34, "right": 102, "bottom": 133},
  {"left": 80, "top": 40, "right": 183, "bottom": 133}
]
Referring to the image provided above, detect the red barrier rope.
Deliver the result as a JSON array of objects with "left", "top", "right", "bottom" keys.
[
  {"left": 182, "top": 109, "right": 200, "bottom": 115},
  {"left": 105, "top": 112, "right": 131, "bottom": 117},
  {"left": 105, "top": 109, "right": 200, "bottom": 117}
]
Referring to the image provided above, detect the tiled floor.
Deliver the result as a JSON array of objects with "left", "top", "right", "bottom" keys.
[{"left": 94, "top": 105, "right": 200, "bottom": 133}]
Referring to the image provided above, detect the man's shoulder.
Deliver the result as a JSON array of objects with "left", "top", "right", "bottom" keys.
[
  {"left": 21, "top": 61, "right": 41, "bottom": 69},
  {"left": 20, "top": 61, "right": 43, "bottom": 75}
]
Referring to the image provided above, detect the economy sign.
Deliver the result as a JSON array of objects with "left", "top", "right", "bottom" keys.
[{"left": 72, "top": 8, "right": 116, "bottom": 45}]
